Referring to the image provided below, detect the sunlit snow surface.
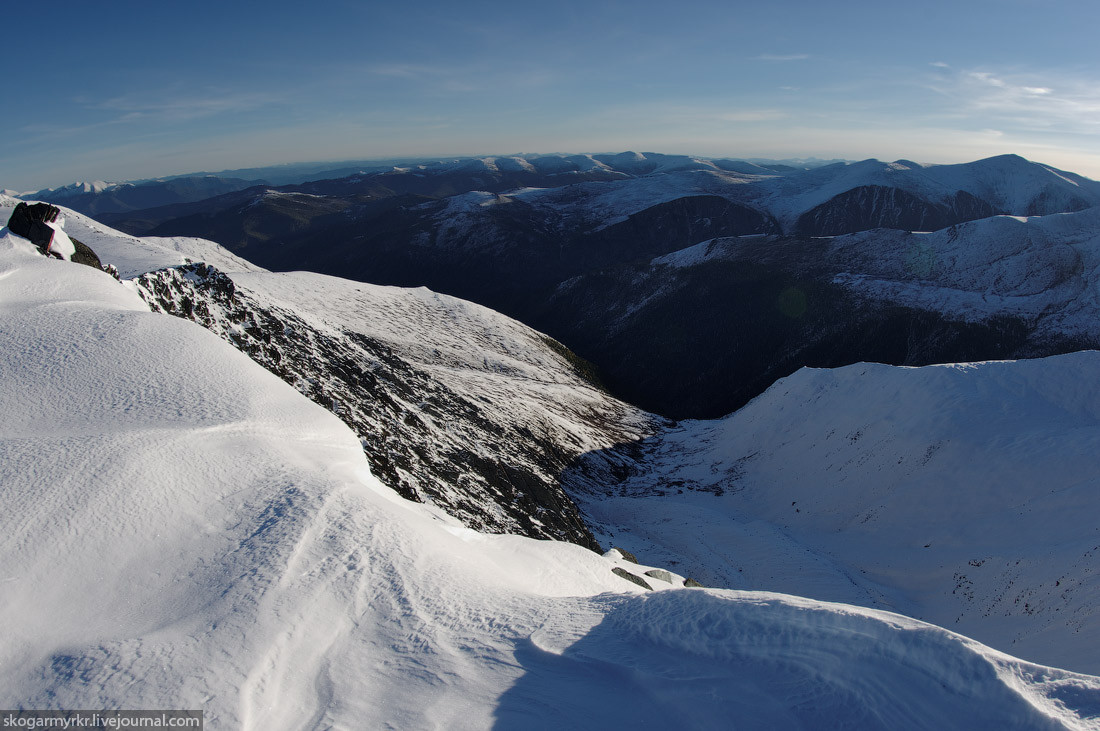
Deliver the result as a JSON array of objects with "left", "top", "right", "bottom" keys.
[
  {"left": 580, "top": 354, "right": 1100, "bottom": 675},
  {"left": 1, "top": 203, "right": 1100, "bottom": 728}
]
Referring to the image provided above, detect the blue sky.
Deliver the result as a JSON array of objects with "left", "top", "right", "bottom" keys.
[{"left": 4, "top": 0, "right": 1100, "bottom": 190}]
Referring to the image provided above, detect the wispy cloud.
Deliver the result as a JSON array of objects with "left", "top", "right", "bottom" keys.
[
  {"left": 364, "top": 62, "right": 557, "bottom": 95},
  {"left": 752, "top": 53, "right": 810, "bottom": 62},
  {"left": 968, "top": 71, "right": 1007, "bottom": 88},
  {"left": 365, "top": 63, "right": 455, "bottom": 79},
  {"left": 718, "top": 109, "right": 790, "bottom": 123},
  {"left": 14, "top": 89, "right": 290, "bottom": 150},
  {"left": 956, "top": 69, "right": 1100, "bottom": 131},
  {"left": 920, "top": 66, "right": 1100, "bottom": 136},
  {"left": 90, "top": 91, "right": 285, "bottom": 123}
]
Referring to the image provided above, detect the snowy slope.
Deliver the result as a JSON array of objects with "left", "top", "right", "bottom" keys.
[
  {"left": 822, "top": 209, "right": 1100, "bottom": 341},
  {"left": 657, "top": 205, "right": 1100, "bottom": 338},
  {"left": 733, "top": 154, "right": 1100, "bottom": 232},
  {"left": 0, "top": 198, "right": 659, "bottom": 548},
  {"left": 2, "top": 208, "right": 1100, "bottom": 729},
  {"left": 508, "top": 168, "right": 760, "bottom": 231},
  {"left": 579, "top": 353, "right": 1100, "bottom": 676},
  {"left": 60, "top": 205, "right": 266, "bottom": 278},
  {"left": 134, "top": 263, "right": 659, "bottom": 546}
]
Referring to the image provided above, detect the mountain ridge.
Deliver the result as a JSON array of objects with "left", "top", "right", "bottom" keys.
[{"left": 19, "top": 152, "right": 1100, "bottom": 420}]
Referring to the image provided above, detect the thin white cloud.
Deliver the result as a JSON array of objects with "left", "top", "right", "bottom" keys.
[
  {"left": 364, "top": 62, "right": 557, "bottom": 95},
  {"left": 718, "top": 110, "right": 790, "bottom": 123},
  {"left": 933, "top": 67, "right": 1100, "bottom": 133},
  {"left": 753, "top": 54, "right": 810, "bottom": 62},
  {"left": 930, "top": 61, "right": 950, "bottom": 68},
  {"left": 89, "top": 91, "right": 285, "bottom": 124},
  {"left": 969, "top": 71, "right": 1008, "bottom": 88},
  {"left": 14, "top": 90, "right": 289, "bottom": 150},
  {"left": 365, "top": 63, "right": 455, "bottom": 79}
]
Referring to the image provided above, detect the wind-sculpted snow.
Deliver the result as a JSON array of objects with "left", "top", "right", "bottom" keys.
[
  {"left": 577, "top": 353, "right": 1100, "bottom": 676},
  {"left": 500, "top": 591, "right": 1100, "bottom": 730}
]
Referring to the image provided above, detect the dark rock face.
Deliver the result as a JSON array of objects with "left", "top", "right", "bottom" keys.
[
  {"left": 70, "top": 238, "right": 103, "bottom": 269},
  {"left": 5, "top": 203, "right": 103, "bottom": 270},
  {"left": 130, "top": 262, "right": 656, "bottom": 551},
  {"left": 795, "top": 186, "right": 1000, "bottom": 236},
  {"left": 575, "top": 195, "right": 780, "bottom": 268}
]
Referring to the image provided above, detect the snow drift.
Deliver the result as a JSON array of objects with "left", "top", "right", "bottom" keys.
[{"left": 581, "top": 353, "right": 1100, "bottom": 677}]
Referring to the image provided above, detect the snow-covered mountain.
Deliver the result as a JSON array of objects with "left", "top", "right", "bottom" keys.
[
  {"left": 24, "top": 175, "right": 265, "bottom": 217},
  {"left": 747, "top": 154, "right": 1100, "bottom": 233},
  {"left": 547, "top": 203, "right": 1100, "bottom": 417},
  {"left": 576, "top": 353, "right": 1100, "bottom": 675},
  {"left": 301, "top": 151, "right": 1100, "bottom": 234},
  {"left": 30, "top": 180, "right": 116, "bottom": 197},
  {"left": 804, "top": 208, "right": 1100, "bottom": 340},
  {"left": 28, "top": 200, "right": 660, "bottom": 549},
  {"left": 98, "top": 152, "right": 1100, "bottom": 420},
  {"left": 4, "top": 198, "right": 1100, "bottom": 728}
]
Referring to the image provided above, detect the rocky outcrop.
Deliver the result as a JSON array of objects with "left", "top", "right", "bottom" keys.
[
  {"left": 612, "top": 567, "right": 653, "bottom": 590},
  {"left": 644, "top": 569, "right": 674, "bottom": 584}
]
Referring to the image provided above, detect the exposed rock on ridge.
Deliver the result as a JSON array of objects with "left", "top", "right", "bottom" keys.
[{"left": 131, "top": 262, "right": 659, "bottom": 549}]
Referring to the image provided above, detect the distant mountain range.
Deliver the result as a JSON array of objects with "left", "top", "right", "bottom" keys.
[
  {"left": 24, "top": 175, "right": 265, "bottom": 216},
  {"left": 44, "top": 151, "right": 1100, "bottom": 418}
]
